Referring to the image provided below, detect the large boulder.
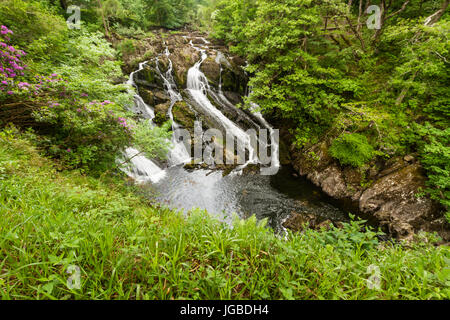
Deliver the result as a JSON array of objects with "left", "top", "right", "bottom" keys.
[
  {"left": 153, "top": 102, "right": 171, "bottom": 125},
  {"left": 359, "top": 163, "right": 448, "bottom": 240},
  {"left": 170, "top": 45, "right": 201, "bottom": 88},
  {"left": 135, "top": 64, "right": 164, "bottom": 89},
  {"left": 291, "top": 140, "right": 450, "bottom": 241},
  {"left": 172, "top": 101, "right": 197, "bottom": 133}
]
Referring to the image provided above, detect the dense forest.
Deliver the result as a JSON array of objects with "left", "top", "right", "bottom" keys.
[{"left": 0, "top": 0, "right": 449, "bottom": 300}]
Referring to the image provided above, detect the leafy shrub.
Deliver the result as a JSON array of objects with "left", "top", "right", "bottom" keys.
[
  {"left": 416, "top": 123, "right": 450, "bottom": 221},
  {"left": 329, "top": 133, "right": 375, "bottom": 167},
  {"left": 1, "top": 22, "right": 170, "bottom": 173},
  {"left": 33, "top": 100, "right": 134, "bottom": 172},
  {"left": 116, "top": 39, "right": 136, "bottom": 56}
]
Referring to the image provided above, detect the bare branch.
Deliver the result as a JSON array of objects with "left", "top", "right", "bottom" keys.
[
  {"left": 386, "top": 1, "right": 410, "bottom": 21},
  {"left": 424, "top": 0, "right": 449, "bottom": 26}
]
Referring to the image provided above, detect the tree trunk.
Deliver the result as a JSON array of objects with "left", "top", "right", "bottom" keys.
[{"left": 97, "top": 0, "right": 110, "bottom": 38}]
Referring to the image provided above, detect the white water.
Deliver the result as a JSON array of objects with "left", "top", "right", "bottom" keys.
[
  {"left": 156, "top": 47, "right": 191, "bottom": 166},
  {"left": 119, "top": 62, "right": 164, "bottom": 182},
  {"left": 214, "top": 52, "right": 280, "bottom": 173},
  {"left": 116, "top": 36, "right": 346, "bottom": 232},
  {"left": 187, "top": 41, "right": 258, "bottom": 166},
  {"left": 121, "top": 147, "right": 166, "bottom": 183},
  {"left": 122, "top": 37, "right": 278, "bottom": 183}
]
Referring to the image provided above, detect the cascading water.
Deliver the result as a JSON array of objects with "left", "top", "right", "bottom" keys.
[
  {"left": 120, "top": 34, "right": 346, "bottom": 232},
  {"left": 155, "top": 47, "right": 191, "bottom": 166},
  {"left": 119, "top": 61, "right": 165, "bottom": 183},
  {"left": 127, "top": 61, "right": 156, "bottom": 121},
  {"left": 120, "top": 147, "right": 166, "bottom": 183},
  {"left": 186, "top": 40, "right": 258, "bottom": 166}
]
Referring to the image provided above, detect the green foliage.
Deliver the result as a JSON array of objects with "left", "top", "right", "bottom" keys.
[
  {"left": 132, "top": 120, "right": 172, "bottom": 160},
  {"left": 116, "top": 39, "right": 137, "bottom": 56},
  {"left": 329, "top": 133, "right": 375, "bottom": 168},
  {"left": 0, "top": 0, "right": 68, "bottom": 64},
  {"left": 0, "top": 2, "right": 170, "bottom": 173},
  {"left": 211, "top": 0, "right": 450, "bottom": 220},
  {"left": 32, "top": 100, "right": 134, "bottom": 172},
  {"left": 0, "top": 136, "right": 449, "bottom": 300},
  {"left": 416, "top": 123, "right": 450, "bottom": 220}
]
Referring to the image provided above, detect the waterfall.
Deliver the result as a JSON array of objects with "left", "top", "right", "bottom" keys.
[
  {"left": 119, "top": 62, "right": 166, "bottom": 183},
  {"left": 155, "top": 47, "right": 191, "bottom": 166},
  {"left": 186, "top": 40, "right": 258, "bottom": 166},
  {"left": 127, "top": 61, "right": 155, "bottom": 121},
  {"left": 250, "top": 101, "right": 280, "bottom": 173},
  {"left": 120, "top": 147, "right": 166, "bottom": 183}
]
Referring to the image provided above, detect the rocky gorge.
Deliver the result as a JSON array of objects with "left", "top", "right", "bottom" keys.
[{"left": 115, "top": 30, "right": 450, "bottom": 242}]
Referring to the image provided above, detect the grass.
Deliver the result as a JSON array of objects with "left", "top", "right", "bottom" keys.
[{"left": 0, "top": 132, "right": 449, "bottom": 300}]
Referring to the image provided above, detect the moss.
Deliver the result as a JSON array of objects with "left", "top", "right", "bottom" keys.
[
  {"left": 329, "top": 133, "right": 375, "bottom": 168},
  {"left": 172, "top": 101, "right": 196, "bottom": 130}
]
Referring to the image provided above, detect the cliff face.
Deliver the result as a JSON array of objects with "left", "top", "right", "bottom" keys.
[{"left": 289, "top": 140, "right": 450, "bottom": 241}]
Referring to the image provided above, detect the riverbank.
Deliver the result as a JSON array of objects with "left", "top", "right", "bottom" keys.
[{"left": 1, "top": 133, "right": 448, "bottom": 299}]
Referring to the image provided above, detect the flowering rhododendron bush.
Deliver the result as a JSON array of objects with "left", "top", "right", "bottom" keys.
[
  {"left": 0, "top": 24, "right": 170, "bottom": 172},
  {"left": 0, "top": 25, "right": 27, "bottom": 98}
]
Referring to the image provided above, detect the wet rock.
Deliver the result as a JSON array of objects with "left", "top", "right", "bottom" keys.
[
  {"left": 154, "top": 91, "right": 170, "bottom": 104},
  {"left": 221, "top": 67, "right": 247, "bottom": 96},
  {"left": 223, "top": 91, "right": 243, "bottom": 106},
  {"left": 138, "top": 88, "right": 155, "bottom": 106},
  {"left": 135, "top": 64, "right": 164, "bottom": 89},
  {"left": 282, "top": 212, "right": 317, "bottom": 232},
  {"left": 171, "top": 45, "right": 201, "bottom": 88},
  {"left": 359, "top": 163, "right": 448, "bottom": 240},
  {"left": 172, "top": 101, "right": 197, "bottom": 133},
  {"left": 158, "top": 55, "right": 170, "bottom": 73},
  {"left": 153, "top": 102, "right": 171, "bottom": 125},
  {"left": 290, "top": 139, "right": 450, "bottom": 241},
  {"left": 315, "top": 219, "right": 333, "bottom": 231},
  {"left": 200, "top": 56, "right": 221, "bottom": 87},
  {"left": 242, "top": 164, "right": 261, "bottom": 175},
  {"left": 184, "top": 160, "right": 208, "bottom": 171}
]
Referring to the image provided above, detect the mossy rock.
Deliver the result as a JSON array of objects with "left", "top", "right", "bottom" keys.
[
  {"left": 158, "top": 55, "right": 170, "bottom": 73},
  {"left": 172, "top": 101, "right": 196, "bottom": 131},
  {"left": 221, "top": 68, "right": 247, "bottom": 95},
  {"left": 153, "top": 91, "right": 170, "bottom": 104},
  {"left": 153, "top": 102, "right": 171, "bottom": 125},
  {"left": 135, "top": 65, "right": 164, "bottom": 89},
  {"left": 138, "top": 88, "right": 155, "bottom": 106},
  {"left": 200, "top": 57, "right": 221, "bottom": 87}
]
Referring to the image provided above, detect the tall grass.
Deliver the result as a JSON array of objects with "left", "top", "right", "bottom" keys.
[{"left": 0, "top": 133, "right": 448, "bottom": 300}]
